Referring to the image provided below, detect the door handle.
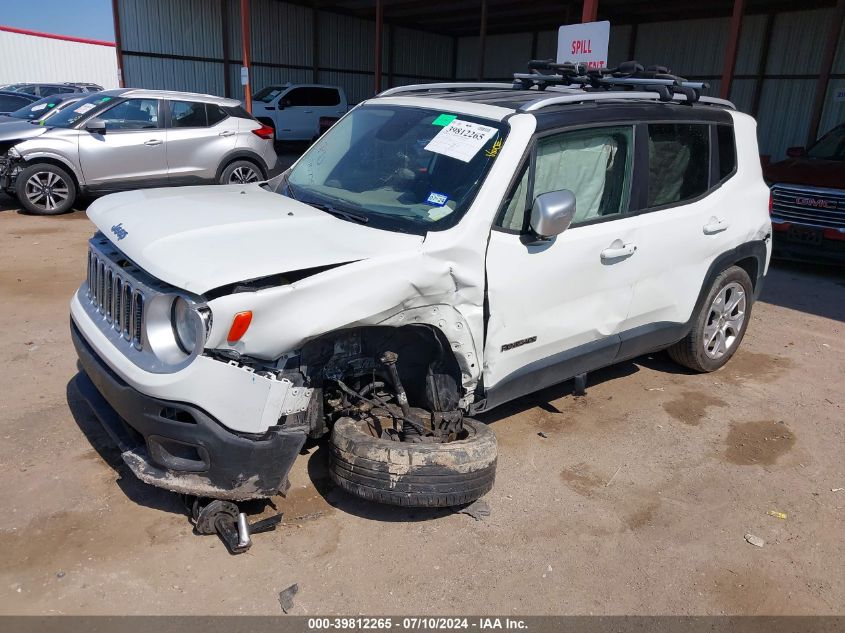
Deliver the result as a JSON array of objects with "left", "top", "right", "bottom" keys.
[
  {"left": 600, "top": 240, "right": 637, "bottom": 261},
  {"left": 303, "top": 110, "right": 314, "bottom": 113},
  {"left": 703, "top": 217, "right": 729, "bottom": 235},
  {"left": 144, "top": 139, "right": 163, "bottom": 146},
  {"left": 218, "top": 130, "right": 235, "bottom": 137}
]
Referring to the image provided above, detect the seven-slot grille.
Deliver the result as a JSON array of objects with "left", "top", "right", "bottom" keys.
[
  {"left": 87, "top": 248, "right": 144, "bottom": 348},
  {"left": 770, "top": 184, "right": 845, "bottom": 229}
]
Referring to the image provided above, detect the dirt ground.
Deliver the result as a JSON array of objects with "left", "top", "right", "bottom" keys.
[{"left": 0, "top": 193, "right": 843, "bottom": 616}]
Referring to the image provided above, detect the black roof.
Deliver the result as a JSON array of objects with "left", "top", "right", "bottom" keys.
[{"left": 391, "top": 88, "right": 734, "bottom": 130}]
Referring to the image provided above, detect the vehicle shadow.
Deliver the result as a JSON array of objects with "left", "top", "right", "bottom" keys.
[
  {"left": 65, "top": 373, "right": 189, "bottom": 516},
  {"left": 306, "top": 350, "right": 691, "bottom": 521},
  {"left": 760, "top": 260, "right": 845, "bottom": 323}
]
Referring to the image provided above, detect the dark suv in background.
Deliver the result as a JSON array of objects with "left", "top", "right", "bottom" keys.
[{"left": 765, "top": 123, "right": 845, "bottom": 264}]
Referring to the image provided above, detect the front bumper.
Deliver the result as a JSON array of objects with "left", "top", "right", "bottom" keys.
[
  {"left": 772, "top": 225, "right": 845, "bottom": 265},
  {"left": 72, "top": 320, "right": 306, "bottom": 500}
]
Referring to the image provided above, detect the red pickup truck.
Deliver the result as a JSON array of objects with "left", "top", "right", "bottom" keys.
[{"left": 764, "top": 123, "right": 845, "bottom": 264}]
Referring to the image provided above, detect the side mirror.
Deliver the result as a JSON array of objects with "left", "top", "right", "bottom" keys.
[
  {"left": 86, "top": 118, "right": 106, "bottom": 135},
  {"left": 786, "top": 146, "right": 806, "bottom": 158},
  {"left": 529, "top": 189, "right": 576, "bottom": 240}
]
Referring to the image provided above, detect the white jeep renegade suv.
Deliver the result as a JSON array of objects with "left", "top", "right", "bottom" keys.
[{"left": 70, "top": 63, "right": 772, "bottom": 509}]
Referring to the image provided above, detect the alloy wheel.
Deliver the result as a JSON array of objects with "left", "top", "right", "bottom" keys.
[
  {"left": 703, "top": 281, "right": 746, "bottom": 359},
  {"left": 228, "top": 166, "right": 260, "bottom": 184},
  {"left": 24, "top": 171, "right": 69, "bottom": 212}
]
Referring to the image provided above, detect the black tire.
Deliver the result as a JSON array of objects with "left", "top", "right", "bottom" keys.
[
  {"left": 219, "top": 159, "right": 264, "bottom": 185},
  {"left": 329, "top": 417, "right": 497, "bottom": 507},
  {"left": 668, "top": 265, "right": 754, "bottom": 372},
  {"left": 15, "top": 163, "right": 77, "bottom": 215}
]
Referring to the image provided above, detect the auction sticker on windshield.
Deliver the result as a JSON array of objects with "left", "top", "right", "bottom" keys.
[{"left": 424, "top": 119, "right": 498, "bottom": 163}]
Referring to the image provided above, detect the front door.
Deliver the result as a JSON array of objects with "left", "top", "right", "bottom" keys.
[
  {"left": 78, "top": 97, "right": 167, "bottom": 188},
  {"left": 483, "top": 124, "right": 641, "bottom": 408}
]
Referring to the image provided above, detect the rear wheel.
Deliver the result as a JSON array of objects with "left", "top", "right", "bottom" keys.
[
  {"left": 668, "top": 265, "right": 753, "bottom": 372},
  {"left": 220, "top": 160, "right": 263, "bottom": 185},
  {"left": 16, "top": 163, "right": 77, "bottom": 215},
  {"left": 329, "top": 417, "right": 497, "bottom": 508}
]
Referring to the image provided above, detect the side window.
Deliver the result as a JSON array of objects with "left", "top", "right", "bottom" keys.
[
  {"left": 283, "top": 88, "right": 309, "bottom": 106},
  {"left": 171, "top": 100, "right": 207, "bottom": 127},
  {"left": 99, "top": 98, "right": 160, "bottom": 130},
  {"left": 647, "top": 123, "right": 709, "bottom": 207},
  {"left": 498, "top": 166, "right": 529, "bottom": 232},
  {"left": 206, "top": 103, "right": 227, "bottom": 126},
  {"left": 717, "top": 125, "right": 736, "bottom": 182},
  {"left": 313, "top": 88, "right": 341, "bottom": 106}
]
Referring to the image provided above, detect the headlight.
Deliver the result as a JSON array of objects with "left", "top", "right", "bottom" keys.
[{"left": 171, "top": 297, "right": 210, "bottom": 354}]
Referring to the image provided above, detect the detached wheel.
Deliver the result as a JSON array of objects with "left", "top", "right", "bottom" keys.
[
  {"left": 220, "top": 160, "right": 263, "bottom": 185},
  {"left": 668, "top": 265, "right": 754, "bottom": 372},
  {"left": 329, "top": 417, "right": 497, "bottom": 507},
  {"left": 16, "top": 163, "right": 76, "bottom": 215}
]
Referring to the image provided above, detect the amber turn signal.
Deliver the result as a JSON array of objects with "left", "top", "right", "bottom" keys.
[{"left": 227, "top": 311, "right": 253, "bottom": 342}]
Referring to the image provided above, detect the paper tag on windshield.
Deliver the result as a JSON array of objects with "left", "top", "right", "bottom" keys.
[
  {"left": 424, "top": 120, "right": 497, "bottom": 163},
  {"left": 31, "top": 104, "right": 47, "bottom": 112},
  {"left": 74, "top": 103, "right": 96, "bottom": 114}
]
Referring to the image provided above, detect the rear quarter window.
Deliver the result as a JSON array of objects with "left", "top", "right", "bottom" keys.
[
  {"left": 716, "top": 125, "right": 737, "bottom": 182},
  {"left": 647, "top": 123, "right": 710, "bottom": 207}
]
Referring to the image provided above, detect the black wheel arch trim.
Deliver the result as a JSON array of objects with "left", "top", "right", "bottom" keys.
[{"left": 215, "top": 149, "right": 270, "bottom": 181}]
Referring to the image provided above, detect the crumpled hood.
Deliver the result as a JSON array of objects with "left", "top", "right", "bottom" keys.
[
  {"left": 0, "top": 119, "right": 48, "bottom": 143},
  {"left": 87, "top": 184, "right": 424, "bottom": 294}
]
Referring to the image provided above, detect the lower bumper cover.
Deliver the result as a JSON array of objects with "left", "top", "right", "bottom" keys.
[
  {"left": 773, "top": 233, "right": 845, "bottom": 265},
  {"left": 72, "top": 320, "right": 306, "bottom": 500}
]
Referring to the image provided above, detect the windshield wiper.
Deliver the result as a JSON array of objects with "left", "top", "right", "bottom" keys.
[{"left": 308, "top": 201, "right": 369, "bottom": 225}]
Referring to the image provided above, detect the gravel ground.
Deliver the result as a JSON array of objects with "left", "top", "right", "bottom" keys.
[{"left": 0, "top": 194, "right": 843, "bottom": 616}]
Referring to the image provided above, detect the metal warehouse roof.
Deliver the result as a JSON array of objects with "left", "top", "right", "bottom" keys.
[{"left": 296, "top": 0, "right": 840, "bottom": 35}]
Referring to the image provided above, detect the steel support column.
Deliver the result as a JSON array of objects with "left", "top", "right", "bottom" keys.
[
  {"left": 807, "top": 0, "right": 845, "bottom": 145},
  {"left": 374, "top": 0, "right": 383, "bottom": 94},
  {"left": 111, "top": 0, "right": 125, "bottom": 87},
  {"left": 477, "top": 0, "right": 487, "bottom": 80},
  {"left": 221, "top": 0, "right": 231, "bottom": 98},
  {"left": 582, "top": 0, "right": 598, "bottom": 23},
  {"left": 719, "top": 0, "right": 745, "bottom": 99},
  {"left": 312, "top": 1, "right": 320, "bottom": 83},
  {"left": 241, "top": 0, "right": 252, "bottom": 112}
]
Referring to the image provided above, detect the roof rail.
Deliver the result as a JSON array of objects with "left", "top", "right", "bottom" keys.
[
  {"left": 377, "top": 82, "right": 514, "bottom": 97},
  {"left": 517, "top": 91, "right": 735, "bottom": 112}
]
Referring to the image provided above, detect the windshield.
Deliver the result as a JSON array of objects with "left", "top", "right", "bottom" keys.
[
  {"left": 286, "top": 105, "right": 507, "bottom": 234},
  {"left": 42, "top": 93, "right": 117, "bottom": 128},
  {"left": 253, "top": 86, "right": 286, "bottom": 103},
  {"left": 807, "top": 125, "right": 845, "bottom": 161},
  {"left": 9, "top": 96, "right": 67, "bottom": 121}
]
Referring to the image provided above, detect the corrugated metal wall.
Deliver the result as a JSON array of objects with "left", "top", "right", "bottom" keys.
[
  {"left": 454, "top": 8, "right": 845, "bottom": 159},
  {"left": 0, "top": 28, "right": 119, "bottom": 88},
  {"left": 119, "top": 0, "right": 454, "bottom": 105}
]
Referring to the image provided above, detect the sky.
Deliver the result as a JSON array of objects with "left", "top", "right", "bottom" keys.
[{"left": 1, "top": 0, "right": 115, "bottom": 42}]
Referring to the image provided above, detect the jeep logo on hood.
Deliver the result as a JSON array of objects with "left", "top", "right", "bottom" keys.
[
  {"left": 111, "top": 223, "right": 128, "bottom": 240},
  {"left": 794, "top": 197, "right": 836, "bottom": 209}
]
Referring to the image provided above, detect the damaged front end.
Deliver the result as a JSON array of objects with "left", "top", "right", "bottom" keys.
[{"left": 0, "top": 143, "right": 23, "bottom": 192}]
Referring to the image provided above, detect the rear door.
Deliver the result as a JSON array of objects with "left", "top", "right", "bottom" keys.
[
  {"left": 165, "top": 100, "right": 238, "bottom": 184},
  {"left": 77, "top": 97, "right": 168, "bottom": 188},
  {"left": 620, "top": 122, "right": 740, "bottom": 356}
]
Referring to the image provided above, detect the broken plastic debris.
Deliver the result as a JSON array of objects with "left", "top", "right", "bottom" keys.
[
  {"left": 832, "top": 488, "right": 844, "bottom": 493},
  {"left": 538, "top": 432, "right": 548, "bottom": 438},
  {"left": 457, "top": 498, "right": 490, "bottom": 521},
  {"left": 744, "top": 533, "right": 765, "bottom": 547},
  {"left": 278, "top": 583, "right": 299, "bottom": 613},
  {"left": 767, "top": 510, "right": 787, "bottom": 520}
]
